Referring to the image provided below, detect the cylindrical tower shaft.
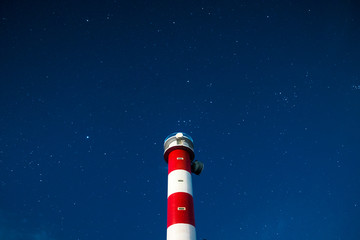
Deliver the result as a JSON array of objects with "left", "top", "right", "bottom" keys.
[{"left": 167, "top": 149, "right": 196, "bottom": 240}]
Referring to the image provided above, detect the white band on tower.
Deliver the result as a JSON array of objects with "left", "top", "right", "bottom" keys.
[
  {"left": 167, "top": 169, "right": 193, "bottom": 198},
  {"left": 167, "top": 224, "right": 196, "bottom": 240}
]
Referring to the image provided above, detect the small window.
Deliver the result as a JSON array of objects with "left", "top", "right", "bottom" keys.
[
  {"left": 178, "top": 179, "right": 184, "bottom": 182},
  {"left": 177, "top": 207, "right": 186, "bottom": 211},
  {"left": 177, "top": 157, "right": 184, "bottom": 160}
]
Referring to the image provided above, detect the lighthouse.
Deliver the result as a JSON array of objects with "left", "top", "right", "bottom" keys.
[{"left": 164, "top": 132, "right": 204, "bottom": 240}]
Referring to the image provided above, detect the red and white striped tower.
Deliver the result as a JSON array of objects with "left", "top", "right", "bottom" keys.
[{"left": 164, "top": 132, "right": 204, "bottom": 240}]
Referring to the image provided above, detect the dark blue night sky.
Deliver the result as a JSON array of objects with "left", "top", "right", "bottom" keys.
[{"left": 1, "top": 1, "right": 360, "bottom": 239}]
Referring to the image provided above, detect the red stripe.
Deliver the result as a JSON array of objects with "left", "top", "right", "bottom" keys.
[
  {"left": 167, "top": 192, "right": 195, "bottom": 227},
  {"left": 168, "top": 149, "right": 191, "bottom": 174}
]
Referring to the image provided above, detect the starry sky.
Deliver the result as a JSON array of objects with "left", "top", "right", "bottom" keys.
[{"left": 1, "top": 0, "right": 360, "bottom": 239}]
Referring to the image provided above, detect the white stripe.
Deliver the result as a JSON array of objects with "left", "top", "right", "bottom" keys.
[
  {"left": 167, "top": 223, "right": 196, "bottom": 240},
  {"left": 167, "top": 170, "right": 193, "bottom": 198}
]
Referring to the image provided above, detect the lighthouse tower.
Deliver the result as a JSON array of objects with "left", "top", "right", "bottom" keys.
[{"left": 164, "top": 132, "right": 204, "bottom": 240}]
